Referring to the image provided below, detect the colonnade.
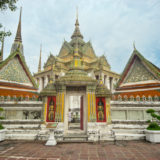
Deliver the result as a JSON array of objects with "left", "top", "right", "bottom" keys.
[
  {"left": 99, "top": 74, "right": 118, "bottom": 93},
  {"left": 37, "top": 75, "right": 50, "bottom": 92}
]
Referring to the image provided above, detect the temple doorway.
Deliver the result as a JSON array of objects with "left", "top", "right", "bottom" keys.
[
  {"left": 68, "top": 95, "right": 84, "bottom": 130},
  {"left": 64, "top": 87, "right": 87, "bottom": 134}
]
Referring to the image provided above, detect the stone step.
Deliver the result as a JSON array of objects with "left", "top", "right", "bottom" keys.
[
  {"left": 66, "top": 130, "right": 85, "bottom": 134},
  {"left": 69, "top": 123, "right": 80, "bottom": 129},
  {"left": 6, "top": 129, "right": 40, "bottom": 134},
  {"left": 4, "top": 124, "right": 40, "bottom": 129},
  {"left": 113, "top": 129, "right": 144, "bottom": 134},
  {"left": 6, "top": 133, "right": 37, "bottom": 140},
  {"left": 112, "top": 124, "right": 147, "bottom": 129},
  {"left": 62, "top": 140, "right": 88, "bottom": 143},
  {"left": 69, "top": 126, "right": 80, "bottom": 129},
  {"left": 63, "top": 134, "right": 88, "bottom": 142},
  {"left": 115, "top": 133, "right": 145, "bottom": 140}
]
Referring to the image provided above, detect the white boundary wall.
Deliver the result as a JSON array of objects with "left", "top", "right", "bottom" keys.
[{"left": 111, "top": 101, "right": 160, "bottom": 122}]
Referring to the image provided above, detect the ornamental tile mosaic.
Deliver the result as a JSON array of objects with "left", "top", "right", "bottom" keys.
[
  {"left": 0, "top": 56, "right": 32, "bottom": 84},
  {"left": 124, "top": 57, "right": 156, "bottom": 83}
]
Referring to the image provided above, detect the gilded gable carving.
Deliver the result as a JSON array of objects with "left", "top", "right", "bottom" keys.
[{"left": 124, "top": 58, "right": 156, "bottom": 83}]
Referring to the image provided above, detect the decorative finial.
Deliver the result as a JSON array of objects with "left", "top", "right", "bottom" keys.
[
  {"left": 71, "top": 7, "right": 83, "bottom": 39},
  {"left": 74, "top": 39, "right": 80, "bottom": 57},
  {"left": 0, "top": 28, "right": 5, "bottom": 62},
  {"left": 76, "top": 6, "right": 78, "bottom": 20},
  {"left": 99, "top": 71, "right": 103, "bottom": 85},
  {"left": 15, "top": 7, "right": 22, "bottom": 43},
  {"left": 75, "top": 7, "right": 79, "bottom": 26},
  {"left": 38, "top": 44, "right": 42, "bottom": 72},
  {"left": 133, "top": 41, "right": 136, "bottom": 50}
]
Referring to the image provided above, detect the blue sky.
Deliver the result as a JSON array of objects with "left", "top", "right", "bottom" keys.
[{"left": 1, "top": 0, "right": 160, "bottom": 74}]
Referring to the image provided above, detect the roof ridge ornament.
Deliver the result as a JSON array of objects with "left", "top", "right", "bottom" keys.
[
  {"left": 0, "top": 28, "right": 5, "bottom": 62},
  {"left": 15, "top": 7, "right": 22, "bottom": 43},
  {"left": 71, "top": 7, "right": 83, "bottom": 39},
  {"left": 133, "top": 41, "right": 136, "bottom": 50},
  {"left": 38, "top": 44, "right": 42, "bottom": 72}
]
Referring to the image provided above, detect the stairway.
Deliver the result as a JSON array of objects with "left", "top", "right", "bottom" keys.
[
  {"left": 68, "top": 123, "right": 80, "bottom": 130},
  {"left": 63, "top": 129, "right": 88, "bottom": 142},
  {"left": 4, "top": 123, "right": 41, "bottom": 140},
  {"left": 112, "top": 124, "right": 146, "bottom": 140}
]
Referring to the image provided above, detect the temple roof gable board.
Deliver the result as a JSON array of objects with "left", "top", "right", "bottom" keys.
[
  {"left": 0, "top": 50, "right": 37, "bottom": 88},
  {"left": 117, "top": 48, "right": 160, "bottom": 88}
]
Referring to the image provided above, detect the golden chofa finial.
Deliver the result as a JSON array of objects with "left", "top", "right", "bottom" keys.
[{"left": 133, "top": 41, "right": 136, "bottom": 50}]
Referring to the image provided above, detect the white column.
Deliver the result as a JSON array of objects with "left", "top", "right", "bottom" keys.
[
  {"left": 112, "top": 78, "right": 115, "bottom": 92},
  {"left": 44, "top": 75, "right": 48, "bottom": 87},
  {"left": 110, "top": 77, "right": 113, "bottom": 93},
  {"left": 107, "top": 76, "right": 110, "bottom": 90},
  {"left": 102, "top": 72, "right": 104, "bottom": 84},
  {"left": 38, "top": 77, "right": 42, "bottom": 92}
]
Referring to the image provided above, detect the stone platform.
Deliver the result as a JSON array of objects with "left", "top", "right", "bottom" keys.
[{"left": 0, "top": 140, "right": 160, "bottom": 160}]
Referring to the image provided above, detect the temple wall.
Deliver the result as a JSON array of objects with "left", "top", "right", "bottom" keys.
[
  {"left": 111, "top": 101, "right": 160, "bottom": 121},
  {"left": 0, "top": 101, "right": 43, "bottom": 120}
]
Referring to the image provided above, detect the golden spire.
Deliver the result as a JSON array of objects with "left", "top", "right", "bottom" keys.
[
  {"left": 38, "top": 44, "right": 42, "bottom": 72},
  {"left": 99, "top": 71, "right": 103, "bottom": 85},
  {"left": 75, "top": 7, "right": 79, "bottom": 26},
  {"left": 15, "top": 7, "right": 22, "bottom": 43},
  {"left": 74, "top": 39, "right": 80, "bottom": 57},
  {"left": 71, "top": 7, "right": 83, "bottom": 39},
  {"left": 0, "top": 28, "right": 5, "bottom": 62}
]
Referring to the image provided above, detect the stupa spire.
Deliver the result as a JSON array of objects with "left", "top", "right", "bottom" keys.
[
  {"left": 10, "top": 7, "right": 24, "bottom": 55},
  {"left": 38, "top": 44, "right": 42, "bottom": 72},
  {"left": 15, "top": 7, "right": 22, "bottom": 43},
  {"left": 71, "top": 8, "right": 83, "bottom": 39},
  {"left": 0, "top": 29, "right": 5, "bottom": 62}
]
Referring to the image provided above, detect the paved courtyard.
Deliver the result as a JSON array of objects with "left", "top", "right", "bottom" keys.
[{"left": 0, "top": 140, "right": 160, "bottom": 160}]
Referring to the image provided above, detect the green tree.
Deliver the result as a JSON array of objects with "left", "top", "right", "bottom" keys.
[
  {"left": 0, "top": 0, "right": 19, "bottom": 42},
  {"left": 0, "top": 0, "right": 18, "bottom": 11}
]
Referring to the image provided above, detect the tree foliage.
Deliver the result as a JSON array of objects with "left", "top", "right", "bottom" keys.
[
  {"left": 146, "top": 109, "right": 160, "bottom": 130},
  {"left": 0, "top": 0, "right": 18, "bottom": 42},
  {"left": 0, "top": 0, "right": 18, "bottom": 11}
]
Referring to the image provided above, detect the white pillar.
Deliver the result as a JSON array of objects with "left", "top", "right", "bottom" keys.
[
  {"left": 107, "top": 76, "right": 110, "bottom": 90},
  {"left": 102, "top": 72, "right": 104, "bottom": 84},
  {"left": 39, "top": 77, "right": 42, "bottom": 92},
  {"left": 110, "top": 77, "right": 113, "bottom": 93},
  {"left": 44, "top": 75, "right": 48, "bottom": 87}
]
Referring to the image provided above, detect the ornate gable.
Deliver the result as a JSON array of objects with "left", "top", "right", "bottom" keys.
[
  {"left": 0, "top": 56, "right": 32, "bottom": 85},
  {"left": 99, "top": 55, "right": 110, "bottom": 68},
  {"left": 123, "top": 57, "right": 156, "bottom": 84},
  {"left": 82, "top": 42, "right": 96, "bottom": 59},
  {"left": 58, "top": 41, "right": 73, "bottom": 58},
  {"left": 44, "top": 54, "right": 56, "bottom": 68}
]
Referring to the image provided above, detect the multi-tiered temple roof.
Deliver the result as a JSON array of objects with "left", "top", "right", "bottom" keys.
[{"left": 0, "top": 8, "right": 38, "bottom": 99}]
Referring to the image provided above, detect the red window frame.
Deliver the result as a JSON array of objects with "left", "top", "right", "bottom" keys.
[
  {"left": 96, "top": 97, "right": 106, "bottom": 122},
  {"left": 46, "top": 96, "right": 56, "bottom": 122}
]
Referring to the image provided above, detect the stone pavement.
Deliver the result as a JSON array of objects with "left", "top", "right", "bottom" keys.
[{"left": 0, "top": 140, "right": 160, "bottom": 160}]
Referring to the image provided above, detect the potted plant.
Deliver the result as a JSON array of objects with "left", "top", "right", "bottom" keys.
[
  {"left": 145, "top": 109, "right": 160, "bottom": 143},
  {"left": 0, "top": 107, "right": 5, "bottom": 141}
]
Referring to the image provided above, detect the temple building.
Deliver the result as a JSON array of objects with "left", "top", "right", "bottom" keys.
[
  {"left": 36, "top": 12, "right": 117, "bottom": 141},
  {"left": 114, "top": 44, "right": 160, "bottom": 101},
  {"left": 34, "top": 13, "right": 120, "bottom": 93},
  {"left": 0, "top": 8, "right": 38, "bottom": 100}
]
